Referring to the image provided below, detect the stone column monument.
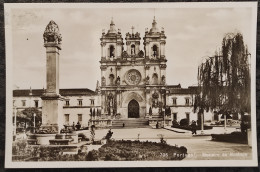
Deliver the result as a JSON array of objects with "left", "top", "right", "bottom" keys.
[{"left": 41, "top": 20, "right": 64, "bottom": 133}]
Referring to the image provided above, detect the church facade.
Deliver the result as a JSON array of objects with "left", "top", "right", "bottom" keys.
[
  {"left": 13, "top": 18, "right": 216, "bottom": 129},
  {"left": 99, "top": 18, "right": 167, "bottom": 120}
]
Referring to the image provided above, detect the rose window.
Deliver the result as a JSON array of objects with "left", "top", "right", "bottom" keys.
[{"left": 126, "top": 69, "right": 141, "bottom": 85}]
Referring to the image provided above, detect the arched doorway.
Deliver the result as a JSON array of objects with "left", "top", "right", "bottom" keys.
[{"left": 128, "top": 99, "right": 139, "bottom": 118}]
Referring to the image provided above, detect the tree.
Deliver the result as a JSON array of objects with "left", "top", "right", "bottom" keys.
[
  {"left": 194, "top": 32, "right": 251, "bottom": 123},
  {"left": 21, "top": 107, "right": 42, "bottom": 127}
]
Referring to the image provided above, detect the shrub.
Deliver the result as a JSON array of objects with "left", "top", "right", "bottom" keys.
[
  {"left": 86, "top": 150, "right": 99, "bottom": 161},
  {"left": 180, "top": 118, "right": 189, "bottom": 126},
  {"left": 179, "top": 146, "right": 187, "bottom": 154},
  {"left": 172, "top": 120, "right": 179, "bottom": 127},
  {"left": 78, "top": 133, "right": 88, "bottom": 141}
]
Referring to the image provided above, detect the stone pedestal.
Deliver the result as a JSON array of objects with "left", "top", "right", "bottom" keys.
[{"left": 41, "top": 95, "right": 64, "bottom": 133}]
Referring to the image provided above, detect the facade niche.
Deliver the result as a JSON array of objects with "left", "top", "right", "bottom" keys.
[
  {"left": 109, "top": 74, "right": 115, "bottom": 85},
  {"left": 152, "top": 45, "right": 158, "bottom": 58},
  {"left": 109, "top": 45, "right": 115, "bottom": 58},
  {"left": 131, "top": 44, "right": 135, "bottom": 55},
  {"left": 152, "top": 73, "right": 159, "bottom": 85}
]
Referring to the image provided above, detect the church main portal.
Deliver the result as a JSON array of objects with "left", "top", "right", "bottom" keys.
[{"left": 128, "top": 99, "right": 140, "bottom": 118}]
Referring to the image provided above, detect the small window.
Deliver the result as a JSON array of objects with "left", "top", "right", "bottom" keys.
[
  {"left": 152, "top": 45, "right": 158, "bottom": 57},
  {"left": 90, "top": 99, "right": 95, "bottom": 105},
  {"left": 78, "top": 100, "right": 82, "bottom": 106},
  {"left": 65, "top": 114, "right": 69, "bottom": 125},
  {"left": 185, "top": 98, "right": 190, "bottom": 105},
  {"left": 22, "top": 100, "right": 26, "bottom": 107},
  {"left": 109, "top": 45, "right": 115, "bottom": 58},
  {"left": 65, "top": 100, "right": 70, "bottom": 106},
  {"left": 172, "top": 98, "right": 177, "bottom": 105},
  {"left": 78, "top": 114, "right": 82, "bottom": 124},
  {"left": 34, "top": 100, "right": 39, "bottom": 108},
  {"left": 131, "top": 44, "right": 135, "bottom": 55},
  {"left": 173, "top": 113, "right": 177, "bottom": 120}
]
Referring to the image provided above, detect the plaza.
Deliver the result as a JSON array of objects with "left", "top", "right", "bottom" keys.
[{"left": 94, "top": 127, "right": 252, "bottom": 160}]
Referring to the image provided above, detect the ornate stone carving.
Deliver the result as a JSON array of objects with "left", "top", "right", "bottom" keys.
[
  {"left": 152, "top": 92, "right": 159, "bottom": 99},
  {"left": 146, "top": 75, "right": 150, "bottom": 84},
  {"left": 122, "top": 51, "right": 129, "bottom": 59},
  {"left": 145, "top": 89, "right": 150, "bottom": 93},
  {"left": 100, "top": 66, "right": 107, "bottom": 70},
  {"left": 116, "top": 76, "right": 120, "bottom": 85},
  {"left": 43, "top": 20, "right": 62, "bottom": 44},
  {"left": 100, "top": 42, "right": 106, "bottom": 46},
  {"left": 125, "top": 69, "right": 141, "bottom": 85},
  {"left": 160, "top": 40, "right": 166, "bottom": 45},
  {"left": 161, "top": 75, "right": 166, "bottom": 85},
  {"left": 144, "top": 65, "right": 150, "bottom": 70},
  {"left": 160, "top": 64, "right": 167, "bottom": 69},
  {"left": 160, "top": 55, "right": 166, "bottom": 59},
  {"left": 138, "top": 50, "right": 144, "bottom": 58},
  {"left": 101, "top": 76, "right": 106, "bottom": 86}
]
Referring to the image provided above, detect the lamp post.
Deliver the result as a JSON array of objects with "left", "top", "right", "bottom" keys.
[
  {"left": 224, "top": 114, "right": 227, "bottom": 134},
  {"left": 13, "top": 106, "right": 17, "bottom": 141},
  {"left": 33, "top": 113, "right": 36, "bottom": 133},
  {"left": 201, "top": 112, "right": 204, "bottom": 135}
]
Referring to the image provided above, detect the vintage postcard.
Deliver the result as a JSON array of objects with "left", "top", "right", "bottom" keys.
[{"left": 4, "top": 2, "right": 258, "bottom": 168}]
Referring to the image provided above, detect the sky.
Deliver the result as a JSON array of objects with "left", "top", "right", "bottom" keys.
[{"left": 9, "top": 5, "right": 253, "bottom": 90}]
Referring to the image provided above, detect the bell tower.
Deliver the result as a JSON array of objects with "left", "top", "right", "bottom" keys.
[
  {"left": 143, "top": 17, "right": 167, "bottom": 117},
  {"left": 100, "top": 18, "right": 124, "bottom": 60},
  {"left": 144, "top": 17, "right": 166, "bottom": 60},
  {"left": 125, "top": 26, "right": 141, "bottom": 56}
]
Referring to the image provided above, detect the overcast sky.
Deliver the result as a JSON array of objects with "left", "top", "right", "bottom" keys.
[{"left": 10, "top": 5, "right": 253, "bottom": 90}]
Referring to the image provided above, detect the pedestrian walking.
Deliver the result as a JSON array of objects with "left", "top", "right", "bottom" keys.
[{"left": 191, "top": 120, "right": 197, "bottom": 135}]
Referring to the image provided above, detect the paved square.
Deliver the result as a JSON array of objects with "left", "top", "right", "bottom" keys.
[{"left": 95, "top": 128, "right": 252, "bottom": 160}]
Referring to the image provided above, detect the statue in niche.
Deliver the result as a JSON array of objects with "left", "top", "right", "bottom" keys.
[
  {"left": 161, "top": 75, "right": 166, "bottom": 85},
  {"left": 146, "top": 76, "right": 150, "bottom": 84},
  {"left": 122, "top": 51, "right": 128, "bottom": 59},
  {"left": 131, "top": 45, "right": 135, "bottom": 55},
  {"left": 101, "top": 76, "right": 106, "bottom": 86},
  {"left": 116, "top": 76, "right": 120, "bottom": 85},
  {"left": 152, "top": 92, "right": 159, "bottom": 108},
  {"left": 107, "top": 93, "right": 114, "bottom": 115}
]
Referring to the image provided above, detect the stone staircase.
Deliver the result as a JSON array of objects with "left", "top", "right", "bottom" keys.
[{"left": 112, "top": 119, "right": 150, "bottom": 128}]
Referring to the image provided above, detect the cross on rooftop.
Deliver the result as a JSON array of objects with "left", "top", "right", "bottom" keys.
[{"left": 131, "top": 26, "right": 135, "bottom": 34}]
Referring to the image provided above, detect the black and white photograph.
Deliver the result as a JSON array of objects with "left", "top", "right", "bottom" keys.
[{"left": 4, "top": 2, "right": 258, "bottom": 168}]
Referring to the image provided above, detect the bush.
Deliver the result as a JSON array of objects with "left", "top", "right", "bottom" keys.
[
  {"left": 78, "top": 133, "right": 88, "bottom": 141},
  {"left": 86, "top": 150, "right": 99, "bottom": 161},
  {"left": 180, "top": 118, "right": 189, "bottom": 126},
  {"left": 172, "top": 120, "right": 179, "bottom": 127}
]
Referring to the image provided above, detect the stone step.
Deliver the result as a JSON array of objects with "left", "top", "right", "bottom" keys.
[
  {"left": 49, "top": 139, "right": 73, "bottom": 145},
  {"left": 112, "top": 119, "right": 149, "bottom": 127}
]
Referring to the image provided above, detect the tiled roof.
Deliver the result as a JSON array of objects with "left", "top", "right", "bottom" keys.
[
  {"left": 13, "top": 88, "right": 97, "bottom": 97},
  {"left": 169, "top": 86, "right": 198, "bottom": 94},
  {"left": 167, "top": 84, "right": 181, "bottom": 89}
]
